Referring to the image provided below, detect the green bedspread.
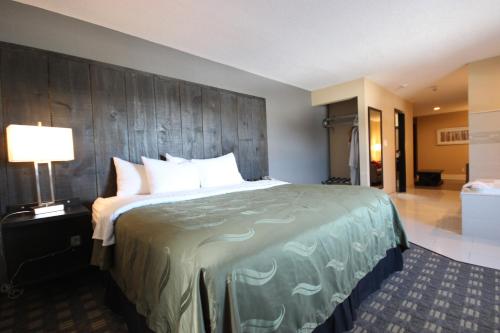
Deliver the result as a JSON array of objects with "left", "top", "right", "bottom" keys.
[{"left": 108, "top": 184, "right": 408, "bottom": 333}]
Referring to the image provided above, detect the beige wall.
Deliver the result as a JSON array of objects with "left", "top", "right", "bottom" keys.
[
  {"left": 312, "top": 79, "right": 369, "bottom": 184},
  {"left": 468, "top": 55, "right": 500, "bottom": 180},
  {"left": 312, "top": 79, "right": 365, "bottom": 107},
  {"left": 469, "top": 55, "right": 500, "bottom": 113},
  {"left": 363, "top": 79, "right": 414, "bottom": 193},
  {"left": 312, "top": 78, "right": 414, "bottom": 193},
  {"left": 416, "top": 111, "right": 468, "bottom": 178}
]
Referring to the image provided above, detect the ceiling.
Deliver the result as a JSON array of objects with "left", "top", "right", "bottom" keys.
[
  {"left": 412, "top": 66, "right": 468, "bottom": 116},
  {"left": 16, "top": 0, "right": 500, "bottom": 99}
]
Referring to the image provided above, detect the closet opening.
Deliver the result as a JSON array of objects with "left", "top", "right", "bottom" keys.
[{"left": 322, "top": 97, "right": 359, "bottom": 185}]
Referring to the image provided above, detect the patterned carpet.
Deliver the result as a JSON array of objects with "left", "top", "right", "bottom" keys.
[
  {"left": 0, "top": 244, "right": 499, "bottom": 333},
  {"left": 0, "top": 270, "right": 127, "bottom": 333},
  {"left": 350, "top": 244, "right": 500, "bottom": 333}
]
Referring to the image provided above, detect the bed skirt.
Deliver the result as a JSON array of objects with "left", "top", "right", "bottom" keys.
[{"left": 104, "top": 246, "right": 404, "bottom": 333}]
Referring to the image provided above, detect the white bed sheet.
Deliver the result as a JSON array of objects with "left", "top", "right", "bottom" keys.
[
  {"left": 92, "top": 179, "right": 288, "bottom": 246},
  {"left": 462, "top": 179, "right": 500, "bottom": 195}
]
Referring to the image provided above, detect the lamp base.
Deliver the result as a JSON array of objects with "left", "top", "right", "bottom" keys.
[{"left": 33, "top": 204, "right": 65, "bottom": 215}]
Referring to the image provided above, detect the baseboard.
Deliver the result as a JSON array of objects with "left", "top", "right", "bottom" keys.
[{"left": 442, "top": 174, "right": 466, "bottom": 181}]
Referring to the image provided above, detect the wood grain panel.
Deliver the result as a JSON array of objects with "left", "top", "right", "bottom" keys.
[
  {"left": 237, "top": 95, "right": 255, "bottom": 180},
  {"left": 0, "top": 59, "right": 5, "bottom": 282},
  {"left": 0, "top": 51, "right": 6, "bottom": 214},
  {"left": 1, "top": 47, "right": 51, "bottom": 205},
  {"left": 154, "top": 77, "right": 182, "bottom": 157},
  {"left": 253, "top": 98, "right": 269, "bottom": 177},
  {"left": 90, "top": 64, "right": 128, "bottom": 197},
  {"left": 0, "top": 42, "right": 268, "bottom": 204},
  {"left": 220, "top": 92, "right": 239, "bottom": 164},
  {"left": 180, "top": 83, "right": 203, "bottom": 159},
  {"left": 202, "top": 87, "right": 222, "bottom": 158},
  {"left": 125, "top": 71, "right": 157, "bottom": 163},
  {"left": 237, "top": 96, "right": 268, "bottom": 180},
  {"left": 48, "top": 56, "right": 97, "bottom": 207}
]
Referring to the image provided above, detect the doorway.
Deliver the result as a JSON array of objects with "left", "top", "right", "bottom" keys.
[{"left": 395, "top": 110, "right": 406, "bottom": 192}]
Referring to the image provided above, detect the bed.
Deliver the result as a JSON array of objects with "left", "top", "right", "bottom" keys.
[{"left": 91, "top": 179, "right": 408, "bottom": 333}]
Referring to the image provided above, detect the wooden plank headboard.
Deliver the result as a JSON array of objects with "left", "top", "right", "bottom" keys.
[{"left": 0, "top": 42, "right": 268, "bottom": 213}]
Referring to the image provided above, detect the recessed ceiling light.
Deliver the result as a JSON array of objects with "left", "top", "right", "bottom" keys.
[{"left": 433, "top": 106, "right": 441, "bottom": 111}]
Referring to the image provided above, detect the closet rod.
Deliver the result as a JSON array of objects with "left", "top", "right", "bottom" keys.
[
  {"left": 322, "top": 114, "right": 357, "bottom": 128},
  {"left": 332, "top": 114, "right": 357, "bottom": 120}
]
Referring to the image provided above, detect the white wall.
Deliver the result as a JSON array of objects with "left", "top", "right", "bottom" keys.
[{"left": 468, "top": 55, "right": 500, "bottom": 180}]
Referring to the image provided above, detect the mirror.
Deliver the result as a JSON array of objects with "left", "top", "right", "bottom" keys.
[{"left": 368, "top": 107, "right": 383, "bottom": 188}]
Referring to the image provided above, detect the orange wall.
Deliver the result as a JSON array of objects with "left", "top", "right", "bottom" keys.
[{"left": 417, "top": 111, "right": 468, "bottom": 175}]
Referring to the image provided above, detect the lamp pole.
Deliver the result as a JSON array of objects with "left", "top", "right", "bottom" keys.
[{"left": 33, "top": 161, "right": 42, "bottom": 207}]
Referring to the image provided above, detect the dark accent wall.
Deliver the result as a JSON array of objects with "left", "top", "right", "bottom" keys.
[{"left": 0, "top": 42, "right": 268, "bottom": 211}]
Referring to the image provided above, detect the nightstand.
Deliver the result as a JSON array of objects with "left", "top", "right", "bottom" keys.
[{"left": 1, "top": 201, "right": 93, "bottom": 286}]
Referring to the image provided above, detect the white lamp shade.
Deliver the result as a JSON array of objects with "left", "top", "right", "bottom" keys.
[{"left": 6, "top": 124, "right": 74, "bottom": 162}]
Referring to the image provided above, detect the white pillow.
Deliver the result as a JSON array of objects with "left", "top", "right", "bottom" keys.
[
  {"left": 141, "top": 157, "right": 200, "bottom": 194},
  {"left": 191, "top": 153, "right": 244, "bottom": 188},
  {"left": 164, "top": 152, "right": 188, "bottom": 164},
  {"left": 113, "top": 157, "right": 149, "bottom": 196}
]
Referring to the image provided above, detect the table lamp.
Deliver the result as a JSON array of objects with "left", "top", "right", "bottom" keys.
[{"left": 6, "top": 122, "right": 74, "bottom": 215}]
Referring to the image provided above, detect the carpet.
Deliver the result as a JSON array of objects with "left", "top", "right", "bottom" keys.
[
  {"left": 0, "top": 244, "right": 498, "bottom": 333},
  {"left": 0, "top": 270, "right": 127, "bottom": 333},
  {"left": 350, "top": 244, "right": 500, "bottom": 333}
]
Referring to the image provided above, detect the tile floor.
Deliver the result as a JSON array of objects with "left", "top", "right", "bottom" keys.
[{"left": 391, "top": 186, "right": 500, "bottom": 270}]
